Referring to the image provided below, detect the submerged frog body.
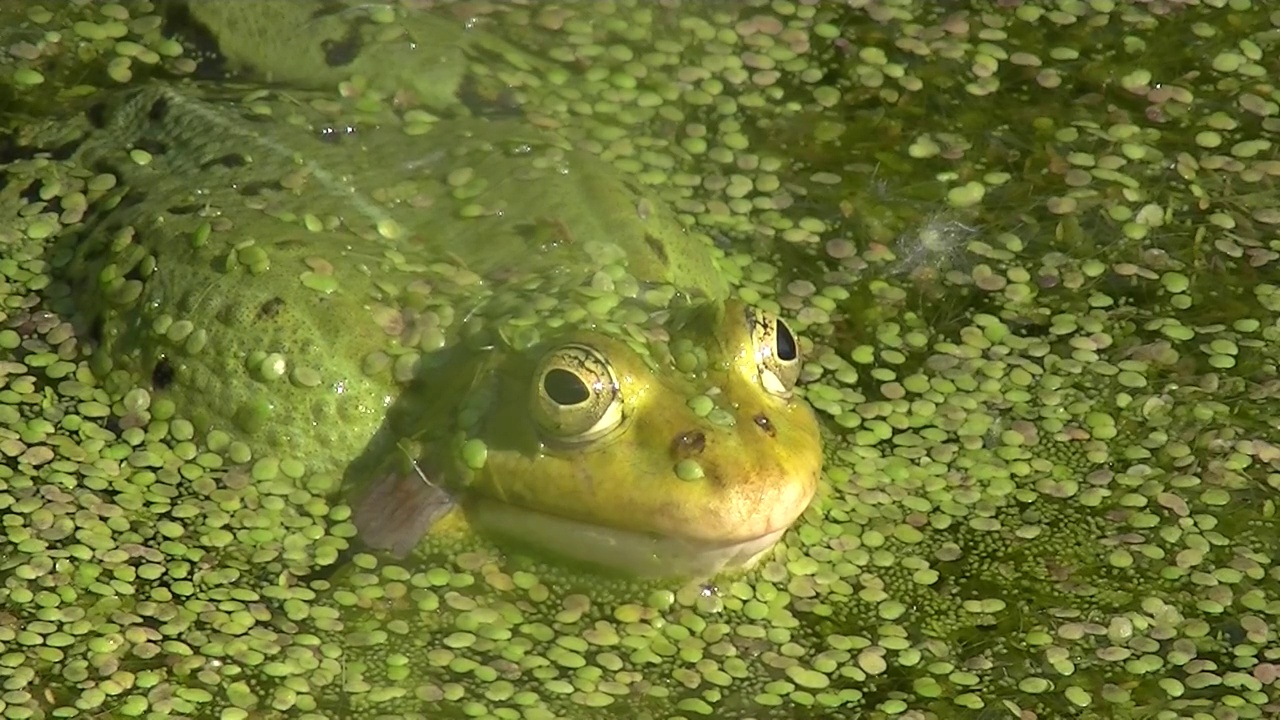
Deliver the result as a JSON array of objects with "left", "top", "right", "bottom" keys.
[{"left": 12, "top": 82, "right": 823, "bottom": 578}]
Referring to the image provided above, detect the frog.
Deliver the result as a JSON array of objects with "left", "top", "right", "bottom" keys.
[
  {"left": 155, "top": 0, "right": 544, "bottom": 115},
  {"left": 2, "top": 76, "right": 823, "bottom": 579}
]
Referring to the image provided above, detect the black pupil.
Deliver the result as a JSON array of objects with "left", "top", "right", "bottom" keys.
[
  {"left": 545, "top": 368, "right": 590, "bottom": 406},
  {"left": 775, "top": 320, "right": 797, "bottom": 361}
]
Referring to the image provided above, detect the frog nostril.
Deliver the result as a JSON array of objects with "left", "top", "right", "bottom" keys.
[
  {"left": 671, "top": 430, "right": 706, "bottom": 458},
  {"left": 754, "top": 413, "right": 776, "bottom": 438}
]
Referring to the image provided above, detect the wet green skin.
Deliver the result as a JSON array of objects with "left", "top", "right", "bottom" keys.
[
  {"left": 19, "top": 80, "right": 822, "bottom": 577},
  {"left": 166, "top": 0, "right": 535, "bottom": 114}
]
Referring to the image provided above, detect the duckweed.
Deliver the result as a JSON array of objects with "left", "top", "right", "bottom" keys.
[{"left": 4, "top": 1, "right": 1280, "bottom": 720}]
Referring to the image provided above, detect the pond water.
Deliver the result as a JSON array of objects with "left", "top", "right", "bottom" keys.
[{"left": 3, "top": 2, "right": 1280, "bottom": 719}]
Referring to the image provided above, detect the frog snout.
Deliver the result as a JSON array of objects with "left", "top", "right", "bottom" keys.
[{"left": 669, "top": 411, "right": 780, "bottom": 460}]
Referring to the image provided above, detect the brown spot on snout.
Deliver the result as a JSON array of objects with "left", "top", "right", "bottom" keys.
[
  {"left": 754, "top": 413, "right": 776, "bottom": 438},
  {"left": 671, "top": 430, "right": 706, "bottom": 458}
]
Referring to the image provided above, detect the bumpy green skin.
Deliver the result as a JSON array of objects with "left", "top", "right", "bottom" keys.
[
  {"left": 6, "top": 2, "right": 1280, "bottom": 720},
  {"left": 17, "top": 74, "right": 821, "bottom": 575},
  {"left": 52, "top": 84, "right": 703, "bottom": 468},
  {"left": 166, "top": 0, "right": 541, "bottom": 113}
]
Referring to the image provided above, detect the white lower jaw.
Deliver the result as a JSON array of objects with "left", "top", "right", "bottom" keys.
[{"left": 466, "top": 497, "right": 789, "bottom": 579}]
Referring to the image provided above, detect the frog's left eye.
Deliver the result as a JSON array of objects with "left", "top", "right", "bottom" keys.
[
  {"left": 531, "top": 344, "right": 624, "bottom": 442},
  {"left": 747, "top": 307, "right": 801, "bottom": 397}
]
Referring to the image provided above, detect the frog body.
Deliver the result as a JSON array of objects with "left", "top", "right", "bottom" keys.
[
  {"left": 8, "top": 79, "right": 822, "bottom": 578},
  {"left": 159, "top": 0, "right": 542, "bottom": 114}
]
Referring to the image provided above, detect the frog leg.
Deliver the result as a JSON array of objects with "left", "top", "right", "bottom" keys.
[{"left": 348, "top": 443, "right": 456, "bottom": 559}]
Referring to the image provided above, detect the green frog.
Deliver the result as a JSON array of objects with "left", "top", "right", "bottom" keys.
[{"left": 4, "top": 73, "right": 822, "bottom": 578}]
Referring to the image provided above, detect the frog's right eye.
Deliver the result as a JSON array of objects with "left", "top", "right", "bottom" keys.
[{"left": 531, "top": 344, "right": 624, "bottom": 443}]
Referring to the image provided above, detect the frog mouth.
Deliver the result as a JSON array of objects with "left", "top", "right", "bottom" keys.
[{"left": 465, "top": 496, "right": 791, "bottom": 579}]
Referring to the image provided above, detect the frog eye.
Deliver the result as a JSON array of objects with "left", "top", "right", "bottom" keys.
[
  {"left": 747, "top": 307, "right": 801, "bottom": 397},
  {"left": 532, "top": 344, "right": 624, "bottom": 442}
]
